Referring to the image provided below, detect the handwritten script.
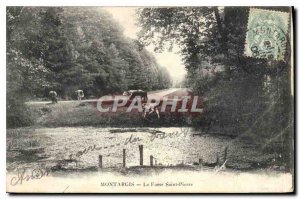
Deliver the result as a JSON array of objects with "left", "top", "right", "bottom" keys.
[
  {"left": 10, "top": 167, "right": 49, "bottom": 186},
  {"left": 74, "top": 128, "right": 190, "bottom": 157}
]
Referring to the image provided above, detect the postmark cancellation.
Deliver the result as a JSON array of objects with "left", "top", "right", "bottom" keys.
[{"left": 244, "top": 8, "right": 290, "bottom": 61}]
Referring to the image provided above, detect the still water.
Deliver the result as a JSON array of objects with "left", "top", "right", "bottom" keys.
[{"left": 7, "top": 127, "right": 272, "bottom": 171}]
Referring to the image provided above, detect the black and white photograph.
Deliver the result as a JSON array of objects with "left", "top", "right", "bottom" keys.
[{"left": 5, "top": 5, "right": 294, "bottom": 193}]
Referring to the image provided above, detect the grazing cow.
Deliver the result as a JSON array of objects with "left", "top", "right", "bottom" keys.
[
  {"left": 123, "top": 89, "right": 148, "bottom": 101},
  {"left": 49, "top": 91, "right": 58, "bottom": 104},
  {"left": 142, "top": 103, "right": 160, "bottom": 119},
  {"left": 75, "top": 90, "right": 84, "bottom": 101}
]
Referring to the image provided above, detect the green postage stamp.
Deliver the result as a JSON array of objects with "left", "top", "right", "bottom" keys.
[{"left": 244, "top": 8, "right": 290, "bottom": 61}]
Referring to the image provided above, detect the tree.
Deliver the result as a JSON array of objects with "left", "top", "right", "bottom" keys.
[
  {"left": 137, "top": 7, "right": 293, "bottom": 166},
  {"left": 7, "top": 7, "right": 50, "bottom": 127},
  {"left": 7, "top": 7, "right": 172, "bottom": 127}
]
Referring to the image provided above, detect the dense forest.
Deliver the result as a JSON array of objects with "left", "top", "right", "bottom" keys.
[
  {"left": 137, "top": 7, "right": 294, "bottom": 167},
  {"left": 7, "top": 7, "right": 171, "bottom": 126}
]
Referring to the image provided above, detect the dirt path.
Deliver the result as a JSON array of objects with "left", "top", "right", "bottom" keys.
[{"left": 148, "top": 88, "right": 182, "bottom": 97}]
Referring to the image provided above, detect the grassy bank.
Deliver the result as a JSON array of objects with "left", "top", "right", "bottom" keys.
[{"left": 27, "top": 100, "right": 190, "bottom": 128}]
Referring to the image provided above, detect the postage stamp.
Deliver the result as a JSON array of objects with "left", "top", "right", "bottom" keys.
[{"left": 244, "top": 8, "right": 290, "bottom": 61}]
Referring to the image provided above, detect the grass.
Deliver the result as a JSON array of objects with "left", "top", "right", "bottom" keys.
[
  {"left": 8, "top": 99, "right": 291, "bottom": 172},
  {"left": 28, "top": 101, "right": 189, "bottom": 128}
]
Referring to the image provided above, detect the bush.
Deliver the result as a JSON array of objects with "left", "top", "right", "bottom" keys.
[{"left": 7, "top": 98, "right": 34, "bottom": 128}]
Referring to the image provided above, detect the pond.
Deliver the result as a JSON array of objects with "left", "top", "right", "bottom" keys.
[{"left": 7, "top": 127, "right": 274, "bottom": 172}]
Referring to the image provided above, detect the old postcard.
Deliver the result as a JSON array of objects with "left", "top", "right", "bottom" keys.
[{"left": 6, "top": 6, "right": 294, "bottom": 193}]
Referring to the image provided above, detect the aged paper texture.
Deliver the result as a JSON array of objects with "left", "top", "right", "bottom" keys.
[{"left": 6, "top": 6, "right": 294, "bottom": 193}]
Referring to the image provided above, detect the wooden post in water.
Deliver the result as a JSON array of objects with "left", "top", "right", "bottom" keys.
[
  {"left": 216, "top": 152, "right": 220, "bottom": 166},
  {"left": 123, "top": 149, "right": 126, "bottom": 168},
  {"left": 199, "top": 158, "right": 203, "bottom": 167},
  {"left": 224, "top": 146, "right": 228, "bottom": 162},
  {"left": 99, "top": 155, "right": 103, "bottom": 168},
  {"left": 150, "top": 155, "right": 154, "bottom": 166},
  {"left": 139, "top": 145, "right": 143, "bottom": 166}
]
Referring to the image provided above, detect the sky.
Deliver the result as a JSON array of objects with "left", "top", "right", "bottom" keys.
[{"left": 103, "top": 7, "right": 186, "bottom": 83}]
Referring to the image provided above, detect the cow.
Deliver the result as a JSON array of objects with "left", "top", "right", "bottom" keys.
[
  {"left": 142, "top": 102, "right": 160, "bottom": 119},
  {"left": 49, "top": 91, "right": 58, "bottom": 104},
  {"left": 123, "top": 89, "right": 148, "bottom": 101},
  {"left": 75, "top": 90, "right": 84, "bottom": 101}
]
